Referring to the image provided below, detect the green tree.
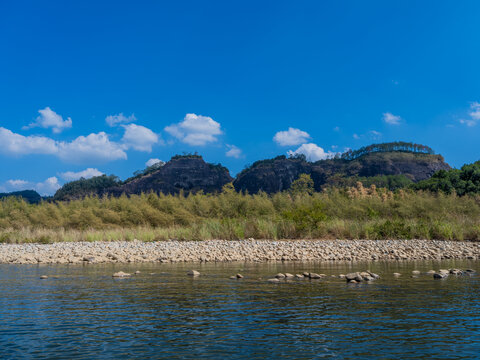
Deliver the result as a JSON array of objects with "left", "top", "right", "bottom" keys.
[{"left": 290, "top": 174, "right": 314, "bottom": 196}]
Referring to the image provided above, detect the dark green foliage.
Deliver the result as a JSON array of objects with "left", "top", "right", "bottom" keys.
[
  {"left": 0, "top": 190, "right": 42, "bottom": 204},
  {"left": 53, "top": 175, "right": 120, "bottom": 201},
  {"left": 341, "top": 141, "right": 434, "bottom": 160},
  {"left": 290, "top": 174, "right": 314, "bottom": 195},
  {"left": 413, "top": 161, "right": 480, "bottom": 196}
]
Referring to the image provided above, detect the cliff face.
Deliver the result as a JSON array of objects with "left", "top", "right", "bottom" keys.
[
  {"left": 108, "top": 157, "right": 233, "bottom": 196},
  {"left": 234, "top": 152, "right": 451, "bottom": 194},
  {"left": 233, "top": 156, "right": 310, "bottom": 194}
]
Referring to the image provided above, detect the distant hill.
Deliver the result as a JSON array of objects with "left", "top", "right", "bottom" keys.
[
  {"left": 53, "top": 155, "right": 233, "bottom": 200},
  {"left": 0, "top": 190, "right": 42, "bottom": 204},
  {"left": 52, "top": 142, "right": 451, "bottom": 200},
  {"left": 234, "top": 142, "right": 451, "bottom": 194},
  {"left": 106, "top": 155, "right": 233, "bottom": 196}
]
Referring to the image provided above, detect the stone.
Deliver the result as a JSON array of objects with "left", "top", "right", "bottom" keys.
[
  {"left": 303, "top": 272, "right": 310, "bottom": 277},
  {"left": 345, "top": 272, "right": 363, "bottom": 282},
  {"left": 112, "top": 271, "right": 131, "bottom": 278},
  {"left": 83, "top": 256, "right": 95, "bottom": 262},
  {"left": 268, "top": 278, "right": 280, "bottom": 283},
  {"left": 466, "top": 269, "right": 476, "bottom": 273},
  {"left": 347, "top": 279, "right": 357, "bottom": 284},
  {"left": 393, "top": 272, "right": 401, "bottom": 277},
  {"left": 295, "top": 274, "right": 304, "bottom": 279},
  {"left": 338, "top": 274, "right": 346, "bottom": 278},
  {"left": 284, "top": 273, "right": 294, "bottom": 278},
  {"left": 427, "top": 270, "right": 436, "bottom": 275},
  {"left": 309, "top": 273, "right": 322, "bottom": 279},
  {"left": 275, "top": 273, "right": 286, "bottom": 279},
  {"left": 433, "top": 272, "right": 448, "bottom": 279},
  {"left": 187, "top": 270, "right": 200, "bottom": 277},
  {"left": 135, "top": 271, "right": 141, "bottom": 275},
  {"left": 236, "top": 273, "right": 244, "bottom": 279},
  {"left": 412, "top": 270, "right": 421, "bottom": 275},
  {"left": 367, "top": 271, "right": 380, "bottom": 279},
  {"left": 230, "top": 276, "right": 236, "bottom": 279},
  {"left": 39, "top": 275, "right": 48, "bottom": 279}
]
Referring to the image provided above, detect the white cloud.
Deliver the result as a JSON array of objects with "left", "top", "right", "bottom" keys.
[
  {"left": 333, "top": 126, "right": 340, "bottom": 132},
  {"left": 2, "top": 177, "right": 61, "bottom": 196},
  {"left": 60, "top": 168, "right": 104, "bottom": 181},
  {"left": 121, "top": 124, "right": 159, "bottom": 152},
  {"left": 35, "top": 177, "right": 61, "bottom": 196},
  {"left": 287, "top": 143, "right": 335, "bottom": 162},
  {"left": 106, "top": 113, "right": 137, "bottom": 127},
  {"left": 0, "top": 127, "right": 58, "bottom": 156},
  {"left": 353, "top": 133, "right": 360, "bottom": 140},
  {"left": 165, "top": 113, "right": 222, "bottom": 146},
  {"left": 146, "top": 158, "right": 164, "bottom": 167},
  {"left": 460, "top": 102, "right": 480, "bottom": 127},
  {"left": 383, "top": 112, "right": 402, "bottom": 125},
  {"left": 370, "top": 130, "right": 382, "bottom": 140},
  {"left": 273, "top": 127, "right": 311, "bottom": 146},
  {"left": 58, "top": 132, "right": 127, "bottom": 163},
  {"left": 225, "top": 144, "right": 243, "bottom": 158},
  {"left": 470, "top": 102, "right": 480, "bottom": 120},
  {"left": 23, "top": 107, "right": 72, "bottom": 133},
  {"left": 0, "top": 127, "right": 127, "bottom": 162}
]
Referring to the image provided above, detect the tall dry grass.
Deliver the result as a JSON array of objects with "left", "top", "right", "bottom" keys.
[{"left": 1, "top": 182, "right": 479, "bottom": 243}]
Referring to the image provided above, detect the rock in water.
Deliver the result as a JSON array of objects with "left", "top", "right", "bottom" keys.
[
  {"left": 236, "top": 274, "right": 244, "bottom": 279},
  {"left": 284, "top": 273, "right": 294, "bottom": 278},
  {"left": 268, "top": 278, "right": 280, "bottom": 283},
  {"left": 112, "top": 271, "right": 131, "bottom": 278},
  {"left": 412, "top": 270, "right": 421, "bottom": 275},
  {"left": 275, "top": 273, "right": 286, "bottom": 279},
  {"left": 309, "top": 273, "right": 322, "bottom": 279},
  {"left": 433, "top": 272, "right": 448, "bottom": 279},
  {"left": 187, "top": 270, "right": 200, "bottom": 277},
  {"left": 393, "top": 273, "right": 401, "bottom": 277},
  {"left": 39, "top": 275, "right": 48, "bottom": 279}
]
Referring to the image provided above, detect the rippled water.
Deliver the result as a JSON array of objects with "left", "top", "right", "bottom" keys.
[{"left": 0, "top": 260, "right": 479, "bottom": 359}]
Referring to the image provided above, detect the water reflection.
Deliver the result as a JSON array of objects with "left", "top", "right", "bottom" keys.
[{"left": 0, "top": 260, "right": 478, "bottom": 359}]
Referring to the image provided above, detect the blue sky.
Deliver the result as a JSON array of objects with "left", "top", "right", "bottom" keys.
[{"left": 1, "top": 1, "right": 480, "bottom": 195}]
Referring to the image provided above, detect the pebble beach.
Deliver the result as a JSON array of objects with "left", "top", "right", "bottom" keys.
[{"left": 0, "top": 239, "right": 479, "bottom": 264}]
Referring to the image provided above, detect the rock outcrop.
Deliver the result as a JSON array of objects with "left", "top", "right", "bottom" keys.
[{"left": 107, "top": 155, "right": 233, "bottom": 196}]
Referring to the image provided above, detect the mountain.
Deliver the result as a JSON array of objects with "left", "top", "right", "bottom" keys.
[
  {"left": 53, "top": 155, "right": 233, "bottom": 200},
  {"left": 52, "top": 142, "right": 451, "bottom": 200},
  {"left": 0, "top": 190, "right": 42, "bottom": 204},
  {"left": 234, "top": 142, "right": 451, "bottom": 194},
  {"left": 106, "top": 155, "right": 233, "bottom": 196}
]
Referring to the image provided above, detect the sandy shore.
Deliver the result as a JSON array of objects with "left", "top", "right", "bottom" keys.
[{"left": 0, "top": 239, "right": 479, "bottom": 264}]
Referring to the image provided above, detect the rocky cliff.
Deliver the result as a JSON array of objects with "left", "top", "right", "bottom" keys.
[
  {"left": 234, "top": 151, "right": 451, "bottom": 194},
  {"left": 107, "top": 155, "right": 233, "bottom": 196}
]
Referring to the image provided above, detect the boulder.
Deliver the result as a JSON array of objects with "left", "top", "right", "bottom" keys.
[
  {"left": 187, "top": 270, "right": 200, "bottom": 277},
  {"left": 112, "top": 271, "right": 131, "bottom": 278}
]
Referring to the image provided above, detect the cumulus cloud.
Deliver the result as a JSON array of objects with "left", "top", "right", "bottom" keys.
[
  {"left": 121, "top": 124, "right": 159, "bottom": 152},
  {"left": 2, "top": 177, "right": 61, "bottom": 196},
  {"left": 273, "top": 127, "right": 311, "bottom": 146},
  {"left": 23, "top": 107, "right": 72, "bottom": 133},
  {"left": 225, "top": 144, "right": 243, "bottom": 159},
  {"left": 0, "top": 127, "right": 127, "bottom": 163},
  {"left": 0, "top": 127, "right": 58, "bottom": 156},
  {"left": 287, "top": 143, "right": 335, "bottom": 162},
  {"left": 106, "top": 113, "right": 137, "bottom": 127},
  {"left": 60, "top": 168, "right": 104, "bottom": 181},
  {"left": 383, "top": 112, "right": 402, "bottom": 125},
  {"left": 165, "top": 113, "right": 222, "bottom": 146},
  {"left": 57, "top": 132, "right": 127, "bottom": 163},
  {"left": 145, "top": 158, "right": 164, "bottom": 167},
  {"left": 460, "top": 102, "right": 480, "bottom": 127}
]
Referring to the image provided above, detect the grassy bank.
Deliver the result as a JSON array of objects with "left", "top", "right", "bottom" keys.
[{"left": 1, "top": 183, "right": 480, "bottom": 243}]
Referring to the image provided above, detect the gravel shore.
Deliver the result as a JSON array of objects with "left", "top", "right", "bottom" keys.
[{"left": 0, "top": 239, "right": 479, "bottom": 264}]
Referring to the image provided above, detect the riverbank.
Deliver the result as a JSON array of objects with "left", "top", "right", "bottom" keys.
[{"left": 1, "top": 239, "right": 479, "bottom": 264}]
